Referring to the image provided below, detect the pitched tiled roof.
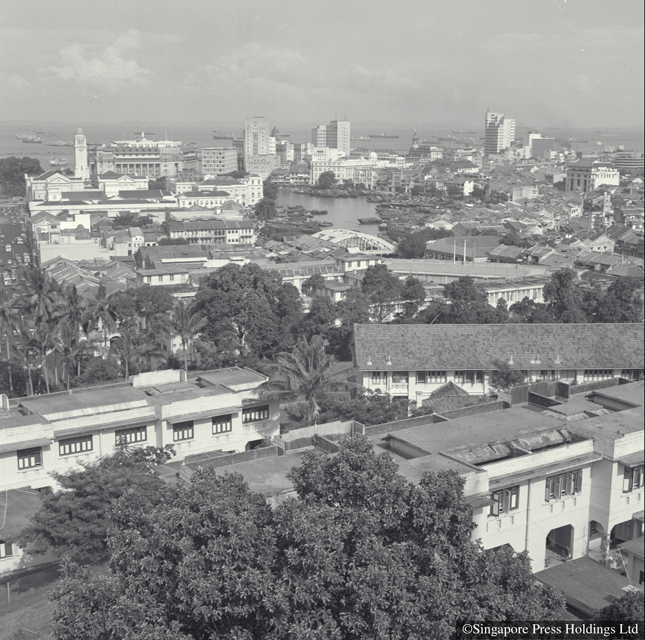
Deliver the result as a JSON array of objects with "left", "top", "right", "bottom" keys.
[{"left": 353, "top": 323, "right": 644, "bottom": 371}]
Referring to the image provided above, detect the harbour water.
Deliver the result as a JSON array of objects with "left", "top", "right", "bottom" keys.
[{"left": 274, "top": 190, "right": 381, "bottom": 234}]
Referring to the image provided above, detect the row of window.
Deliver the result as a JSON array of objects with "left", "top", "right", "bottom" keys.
[
  {"left": 16, "top": 406, "right": 271, "bottom": 469},
  {"left": 489, "top": 469, "right": 584, "bottom": 518},
  {"left": 371, "top": 371, "right": 488, "bottom": 385},
  {"left": 545, "top": 470, "right": 583, "bottom": 503}
]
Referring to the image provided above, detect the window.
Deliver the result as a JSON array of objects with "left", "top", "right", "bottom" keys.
[
  {"left": 490, "top": 486, "right": 519, "bottom": 517},
  {"left": 17, "top": 447, "right": 42, "bottom": 470},
  {"left": 173, "top": 421, "right": 194, "bottom": 442},
  {"left": 583, "top": 369, "right": 613, "bottom": 382},
  {"left": 0, "top": 541, "right": 14, "bottom": 559},
  {"left": 212, "top": 414, "right": 232, "bottom": 435},
  {"left": 59, "top": 435, "right": 93, "bottom": 456},
  {"left": 417, "top": 371, "right": 447, "bottom": 384},
  {"left": 545, "top": 469, "right": 582, "bottom": 502},
  {"left": 371, "top": 371, "right": 385, "bottom": 384},
  {"left": 115, "top": 426, "right": 147, "bottom": 446},
  {"left": 623, "top": 465, "right": 644, "bottom": 493},
  {"left": 145, "top": 276, "right": 151, "bottom": 283},
  {"left": 392, "top": 372, "right": 408, "bottom": 384},
  {"left": 243, "top": 405, "right": 269, "bottom": 423}
]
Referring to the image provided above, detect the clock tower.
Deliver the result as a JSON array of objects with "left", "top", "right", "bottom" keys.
[{"left": 74, "top": 128, "right": 89, "bottom": 180}]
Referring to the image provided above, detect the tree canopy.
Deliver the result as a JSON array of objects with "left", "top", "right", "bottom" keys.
[
  {"left": 361, "top": 263, "right": 402, "bottom": 323},
  {"left": 317, "top": 171, "right": 337, "bottom": 189},
  {"left": 192, "top": 263, "right": 303, "bottom": 361},
  {"left": 48, "top": 437, "right": 566, "bottom": 640},
  {"left": 18, "top": 446, "right": 174, "bottom": 564},
  {"left": 0, "top": 156, "right": 43, "bottom": 197},
  {"left": 395, "top": 228, "right": 451, "bottom": 259}
]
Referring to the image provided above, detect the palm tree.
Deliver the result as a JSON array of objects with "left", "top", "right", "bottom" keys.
[
  {"left": 263, "top": 335, "right": 363, "bottom": 425},
  {"left": 63, "top": 284, "right": 86, "bottom": 335},
  {"left": 27, "top": 319, "right": 57, "bottom": 394},
  {"left": 0, "top": 289, "right": 20, "bottom": 391},
  {"left": 55, "top": 320, "right": 89, "bottom": 390},
  {"left": 110, "top": 319, "right": 143, "bottom": 380},
  {"left": 171, "top": 300, "right": 207, "bottom": 372},
  {"left": 20, "top": 269, "right": 62, "bottom": 324},
  {"left": 84, "top": 284, "right": 116, "bottom": 357}
]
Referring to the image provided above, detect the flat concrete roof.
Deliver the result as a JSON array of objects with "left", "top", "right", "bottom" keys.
[
  {"left": 196, "top": 367, "right": 266, "bottom": 389},
  {"left": 20, "top": 386, "right": 147, "bottom": 419},
  {"left": 535, "top": 557, "right": 634, "bottom": 613},
  {"left": 545, "top": 397, "right": 606, "bottom": 417},
  {"left": 383, "top": 406, "right": 569, "bottom": 457},
  {"left": 212, "top": 452, "right": 308, "bottom": 497},
  {"left": 145, "top": 385, "right": 231, "bottom": 406},
  {"left": 618, "top": 537, "right": 644, "bottom": 560},
  {"left": 570, "top": 409, "right": 644, "bottom": 440},
  {"left": 588, "top": 381, "right": 644, "bottom": 410},
  {"left": 395, "top": 452, "right": 478, "bottom": 483}
]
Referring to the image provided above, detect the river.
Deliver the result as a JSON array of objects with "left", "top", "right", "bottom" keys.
[{"left": 274, "top": 189, "right": 381, "bottom": 234}]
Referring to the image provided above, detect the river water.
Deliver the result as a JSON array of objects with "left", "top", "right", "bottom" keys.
[{"left": 274, "top": 189, "right": 381, "bottom": 234}]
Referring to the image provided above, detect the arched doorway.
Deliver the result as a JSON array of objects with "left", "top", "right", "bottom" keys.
[{"left": 546, "top": 525, "right": 574, "bottom": 568}]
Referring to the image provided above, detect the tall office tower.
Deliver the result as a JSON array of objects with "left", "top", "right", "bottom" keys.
[
  {"left": 484, "top": 112, "right": 515, "bottom": 155},
  {"left": 311, "top": 120, "right": 351, "bottom": 157},
  {"left": 243, "top": 116, "right": 270, "bottom": 168},
  {"left": 74, "top": 127, "right": 90, "bottom": 180}
]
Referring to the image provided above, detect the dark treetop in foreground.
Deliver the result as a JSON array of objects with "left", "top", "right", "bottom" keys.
[{"left": 47, "top": 437, "right": 565, "bottom": 640}]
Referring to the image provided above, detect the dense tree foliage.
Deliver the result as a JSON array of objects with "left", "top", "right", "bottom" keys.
[
  {"left": 0, "top": 156, "right": 42, "bottom": 197},
  {"left": 192, "top": 263, "right": 303, "bottom": 361},
  {"left": 362, "top": 263, "right": 402, "bottom": 323},
  {"left": 49, "top": 437, "right": 565, "bottom": 639},
  {"left": 317, "top": 394, "right": 414, "bottom": 425},
  {"left": 18, "top": 447, "right": 174, "bottom": 564},
  {"left": 317, "top": 171, "right": 337, "bottom": 189},
  {"left": 488, "top": 359, "right": 527, "bottom": 392},
  {"left": 158, "top": 236, "right": 189, "bottom": 245},
  {"left": 300, "top": 295, "right": 336, "bottom": 340},
  {"left": 395, "top": 227, "right": 451, "bottom": 258},
  {"left": 543, "top": 269, "right": 588, "bottom": 323},
  {"left": 254, "top": 179, "right": 279, "bottom": 220},
  {"left": 399, "top": 275, "right": 427, "bottom": 319},
  {"left": 428, "top": 276, "right": 507, "bottom": 324},
  {"left": 300, "top": 272, "right": 326, "bottom": 296},
  {"left": 594, "top": 590, "right": 644, "bottom": 624}
]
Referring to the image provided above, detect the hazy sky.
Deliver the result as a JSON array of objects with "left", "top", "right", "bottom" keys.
[{"left": 1, "top": 0, "right": 643, "bottom": 128}]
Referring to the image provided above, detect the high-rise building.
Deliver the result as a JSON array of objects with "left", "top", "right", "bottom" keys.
[
  {"left": 74, "top": 128, "right": 89, "bottom": 180},
  {"left": 244, "top": 116, "right": 270, "bottom": 166},
  {"left": 311, "top": 120, "right": 351, "bottom": 157},
  {"left": 484, "top": 112, "right": 515, "bottom": 155}
]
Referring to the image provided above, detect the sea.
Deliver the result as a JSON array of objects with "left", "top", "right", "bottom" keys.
[
  {"left": 1, "top": 120, "right": 642, "bottom": 168},
  {"left": 1, "top": 120, "right": 642, "bottom": 234}
]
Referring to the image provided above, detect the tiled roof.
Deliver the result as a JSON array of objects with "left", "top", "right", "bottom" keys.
[{"left": 353, "top": 323, "right": 644, "bottom": 371}]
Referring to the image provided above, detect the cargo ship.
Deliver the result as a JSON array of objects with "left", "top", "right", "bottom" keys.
[
  {"left": 22, "top": 135, "right": 42, "bottom": 143},
  {"left": 213, "top": 129, "right": 235, "bottom": 139},
  {"left": 369, "top": 133, "right": 399, "bottom": 139},
  {"left": 49, "top": 139, "right": 74, "bottom": 146},
  {"left": 50, "top": 158, "right": 68, "bottom": 166}
]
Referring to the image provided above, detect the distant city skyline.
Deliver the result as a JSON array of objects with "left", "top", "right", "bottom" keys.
[{"left": 0, "top": 0, "right": 643, "bottom": 128}]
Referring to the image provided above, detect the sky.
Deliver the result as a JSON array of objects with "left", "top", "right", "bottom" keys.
[{"left": 0, "top": 0, "right": 643, "bottom": 129}]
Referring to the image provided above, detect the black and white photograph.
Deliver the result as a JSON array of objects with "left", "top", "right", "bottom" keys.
[{"left": 0, "top": 1, "right": 643, "bottom": 638}]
